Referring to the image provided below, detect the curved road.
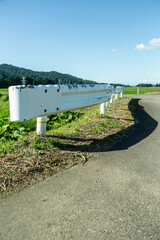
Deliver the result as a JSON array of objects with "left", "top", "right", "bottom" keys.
[{"left": 0, "top": 94, "right": 160, "bottom": 240}]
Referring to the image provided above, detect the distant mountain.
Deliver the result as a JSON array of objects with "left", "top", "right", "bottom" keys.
[{"left": 0, "top": 64, "right": 96, "bottom": 88}]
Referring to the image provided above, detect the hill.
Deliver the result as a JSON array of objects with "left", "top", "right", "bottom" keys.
[{"left": 0, "top": 64, "right": 96, "bottom": 88}]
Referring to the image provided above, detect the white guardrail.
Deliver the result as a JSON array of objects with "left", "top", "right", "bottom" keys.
[{"left": 9, "top": 84, "right": 124, "bottom": 135}]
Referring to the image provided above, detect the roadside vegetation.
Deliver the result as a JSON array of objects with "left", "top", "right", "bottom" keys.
[
  {"left": 0, "top": 89, "right": 136, "bottom": 198},
  {"left": 124, "top": 87, "right": 160, "bottom": 95}
]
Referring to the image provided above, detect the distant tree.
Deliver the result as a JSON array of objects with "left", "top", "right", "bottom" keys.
[
  {"left": 136, "top": 83, "right": 153, "bottom": 87},
  {"left": 110, "top": 83, "right": 125, "bottom": 87}
]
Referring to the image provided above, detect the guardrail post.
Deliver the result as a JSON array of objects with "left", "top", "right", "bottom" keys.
[
  {"left": 120, "top": 92, "right": 123, "bottom": 98},
  {"left": 37, "top": 116, "right": 47, "bottom": 136},
  {"left": 115, "top": 93, "right": 118, "bottom": 100},
  {"left": 100, "top": 103, "right": 106, "bottom": 116},
  {"left": 106, "top": 101, "right": 109, "bottom": 108},
  {"left": 110, "top": 94, "right": 114, "bottom": 103}
]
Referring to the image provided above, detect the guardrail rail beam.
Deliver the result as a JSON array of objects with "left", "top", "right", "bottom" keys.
[{"left": 9, "top": 84, "right": 124, "bottom": 135}]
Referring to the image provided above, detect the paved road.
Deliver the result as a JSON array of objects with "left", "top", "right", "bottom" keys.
[{"left": 0, "top": 94, "right": 160, "bottom": 240}]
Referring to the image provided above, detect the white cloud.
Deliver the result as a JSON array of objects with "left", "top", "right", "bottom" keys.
[
  {"left": 111, "top": 48, "right": 117, "bottom": 52},
  {"left": 135, "top": 44, "right": 152, "bottom": 51},
  {"left": 135, "top": 37, "right": 160, "bottom": 51},
  {"left": 148, "top": 38, "right": 160, "bottom": 47}
]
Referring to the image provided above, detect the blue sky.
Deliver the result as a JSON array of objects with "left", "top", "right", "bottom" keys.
[{"left": 0, "top": 0, "right": 160, "bottom": 85}]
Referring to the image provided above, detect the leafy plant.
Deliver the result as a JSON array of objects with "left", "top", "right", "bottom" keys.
[
  {"left": 0, "top": 120, "right": 28, "bottom": 141},
  {"left": 1, "top": 94, "right": 9, "bottom": 102},
  {"left": 47, "top": 111, "right": 84, "bottom": 130}
]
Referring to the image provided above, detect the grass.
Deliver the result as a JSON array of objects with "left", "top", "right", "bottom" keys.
[
  {"left": 124, "top": 87, "right": 160, "bottom": 95},
  {"left": 30, "top": 137, "right": 60, "bottom": 150},
  {"left": 0, "top": 95, "right": 136, "bottom": 198},
  {"left": 0, "top": 88, "right": 8, "bottom": 93}
]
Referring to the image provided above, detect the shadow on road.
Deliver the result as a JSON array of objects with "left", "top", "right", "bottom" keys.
[
  {"left": 48, "top": 99, "right": 158, "bottom": 152},
  {"left": 109, "top": 98, "right": 158, "bottom": 151}
]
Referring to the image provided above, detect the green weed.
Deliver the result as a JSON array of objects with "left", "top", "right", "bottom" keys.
[
  {"left": 1, "top": 94, "right": 9, "bottom": 101},
  {"left": 98, "top": 121, "right": 107, "bottom": 128},
  {"left": 36, "top": 151, "right": 44, "bottom": 155},
  {"left": 31, "top": 137, "right": 60, "bottom": 150},
  {"left": 112, "top": 120, "right": 124, "bottom": 129},
  {"left": 47, "top": 111, "right": 84, "bottom": 130},
  {"left": 68, "top": 132, "right": 79, "bottom": 138}
]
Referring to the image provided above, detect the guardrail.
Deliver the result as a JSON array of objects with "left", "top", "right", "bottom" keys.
[{"left": 9, "top": 84, "right": 124, "bottom": 135}]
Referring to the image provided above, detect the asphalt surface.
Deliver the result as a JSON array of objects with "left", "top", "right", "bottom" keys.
[{"left": 0, "top": 94, "right": 160, "bottom": 240}]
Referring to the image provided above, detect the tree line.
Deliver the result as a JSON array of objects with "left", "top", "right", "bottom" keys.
[
  {"left": 136, "top": 83, "right": 160, "bottom": 87},
  {"left": 0, "top": 64, "right": 96, "bottom": 88}
]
